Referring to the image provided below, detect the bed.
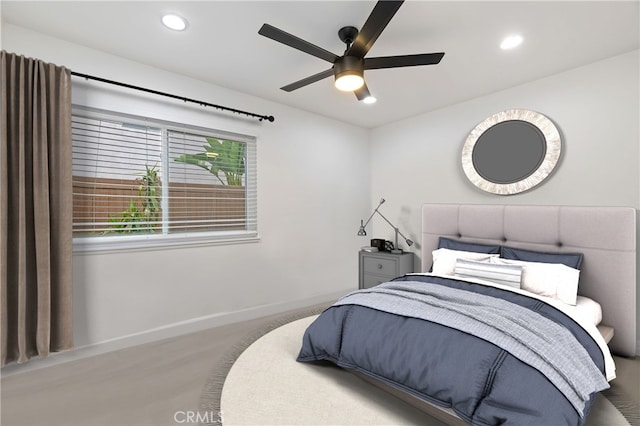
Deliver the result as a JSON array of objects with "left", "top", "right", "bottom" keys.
[{"left": 297, "top": 204, "right": 636, "bottom": 425}]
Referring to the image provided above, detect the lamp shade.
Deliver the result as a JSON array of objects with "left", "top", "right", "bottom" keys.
[{"left": 357, "top": 220, "right": 367, "bottom": 236}]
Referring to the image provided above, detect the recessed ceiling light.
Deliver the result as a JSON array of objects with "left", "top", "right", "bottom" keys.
[
  {"left": 162, "top": 14, "right": 188, "bottom": 31},
  {"left": 362, "top": 95, "right": 377, "bottom": 104},
  {"left": 500, "top": 34, "right": 523, "bottom": 50}
]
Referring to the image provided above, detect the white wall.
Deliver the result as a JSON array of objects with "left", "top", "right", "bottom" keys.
[
  {"left": 2, "top": 23, "right": 371, "bottom": 349},
  {"left": 3, "top": 20, "right": 639, "bottom": 360},
  {"left": 370, "top": 50, "right": 640, "bottom": 346}
]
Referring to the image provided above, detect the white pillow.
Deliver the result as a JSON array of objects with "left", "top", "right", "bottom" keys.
[
  {"left": 574, "top": 296, "right": 603, "bottom": 326},
  {"left": 491, "top": 257, "right": 580, "bottom": 305},
  {"left": 431, "top": 248, "right": 499, "bottom": 276},
  {"left": 454, "top": 258, "right": 523, "bottom": 289}
]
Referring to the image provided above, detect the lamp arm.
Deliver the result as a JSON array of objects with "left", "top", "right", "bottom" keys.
[
  {"left": 361, "top": 199, "right": 385, "bottom": 229},
  {"left": 376, "top": 210, "right": 411, "bottom": 243}
]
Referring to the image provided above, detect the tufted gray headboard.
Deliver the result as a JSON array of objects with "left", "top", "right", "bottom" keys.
[{"left": 421, "top": 204, "right": 637, "bottom": 357}]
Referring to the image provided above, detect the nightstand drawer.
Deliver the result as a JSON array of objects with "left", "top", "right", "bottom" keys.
[
  {"left": 362, "top": 256, "right": 397, "bottom": 276},
  {"left": 362, "top": 273, "right": 390, "bottom": 289},
  {"left": 359, "top": 250, "right": 414, "bottom": 289}
]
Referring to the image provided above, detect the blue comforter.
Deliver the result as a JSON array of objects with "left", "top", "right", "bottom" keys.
[{"left": 297, "top": 274, "right": 608, "bottom": 425}]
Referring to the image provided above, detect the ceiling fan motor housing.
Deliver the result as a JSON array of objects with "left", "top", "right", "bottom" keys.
[{"left": 334, "top": 56, "right": 364, "bottom": 78}]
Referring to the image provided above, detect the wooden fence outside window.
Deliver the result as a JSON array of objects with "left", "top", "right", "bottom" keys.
[{"left": 73, "top": 176, "right": 246, "bottom": 234}]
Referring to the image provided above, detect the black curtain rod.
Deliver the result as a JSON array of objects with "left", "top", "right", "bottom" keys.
[{"left": 70, "top": 71, "right": 275, "bottom": 123}]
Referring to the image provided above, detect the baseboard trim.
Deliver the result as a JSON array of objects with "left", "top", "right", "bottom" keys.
[{"left": 1, "top": 289, "right": 349, "bottom": 377}]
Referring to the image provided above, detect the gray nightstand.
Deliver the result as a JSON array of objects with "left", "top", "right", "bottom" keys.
[{"left": 359, "top": 250, "right": 414, "bottom": 289}]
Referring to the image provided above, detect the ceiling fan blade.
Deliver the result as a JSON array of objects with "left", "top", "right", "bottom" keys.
[
  {"left": 364, "top": 52, "right": 445, "bottom": 70},
  {"left": 354, "top": 82, "right": 372, "bottom": 101},
  {"left": 259, "top": 24, "right": 339, "bottom": 63},
  {"left": 280, "top": 68, "right": 334, "bottom": 92},
  {"left": 347, "top": 0, "right": 404, "bottom": 58}
]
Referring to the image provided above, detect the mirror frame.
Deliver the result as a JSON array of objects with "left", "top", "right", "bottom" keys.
[{"left": 461, "top": 109, "right": 561, "bottom": 195}]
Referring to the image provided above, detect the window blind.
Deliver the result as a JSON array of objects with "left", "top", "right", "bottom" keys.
[{"left": 71, "top": 107, "right": 257, "bottom": 246}]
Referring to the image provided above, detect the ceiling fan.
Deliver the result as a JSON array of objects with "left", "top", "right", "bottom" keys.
[{"left": 258, "top": 0, "right": 445, "bottom": 103}]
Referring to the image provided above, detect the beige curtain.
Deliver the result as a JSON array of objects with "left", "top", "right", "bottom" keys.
[{"left": 1, "top": 51, "right": 73, "bottom": 366}]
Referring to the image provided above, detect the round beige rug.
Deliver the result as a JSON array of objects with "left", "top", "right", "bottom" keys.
[
  {"left": 220, "top": 316, "right": 445, "bottom": 425},
  {"left": 214, "top": 315, "right": 631, "bottom": 426}
]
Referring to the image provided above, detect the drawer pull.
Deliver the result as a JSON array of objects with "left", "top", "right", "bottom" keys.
[{"left": 377, "top": 263, "right": 383, "bottom": 269}]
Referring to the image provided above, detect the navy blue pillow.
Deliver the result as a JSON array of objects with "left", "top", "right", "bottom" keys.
[
  {"left": 501, "top": 246, "right": 583, "bottom": 270},
  {"left": 438, "top": 237, "right": 501, "bottom": 254}
]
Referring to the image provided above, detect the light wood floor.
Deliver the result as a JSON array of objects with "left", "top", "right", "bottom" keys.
[{"left": 1, "top": 303, "right": 638, "bottom": 426}]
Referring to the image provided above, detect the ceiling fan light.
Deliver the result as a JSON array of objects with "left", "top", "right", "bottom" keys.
[
  {"left": 335, "top": 73, "right": 364, "bottom": 91},
  {"left": 334, "top": 56, "right": 365, "bottom": 92}
]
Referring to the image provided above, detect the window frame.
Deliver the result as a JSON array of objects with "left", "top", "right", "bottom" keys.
[{"left": 71, "top": 105, "right": 259, "bottom": 253}]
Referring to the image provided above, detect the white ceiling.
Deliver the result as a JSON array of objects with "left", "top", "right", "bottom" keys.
[{"left": 2, "top": 1, "right": 639, "bottom": 128}]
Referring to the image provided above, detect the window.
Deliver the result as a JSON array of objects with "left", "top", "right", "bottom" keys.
[{"left": 71, "top": 106, "right": 257, "bottom": 251}]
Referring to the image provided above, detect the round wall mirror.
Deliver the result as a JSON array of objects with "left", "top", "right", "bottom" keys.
[{"left": 461, "top": 109, "right": 561, "bottom": 195}]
